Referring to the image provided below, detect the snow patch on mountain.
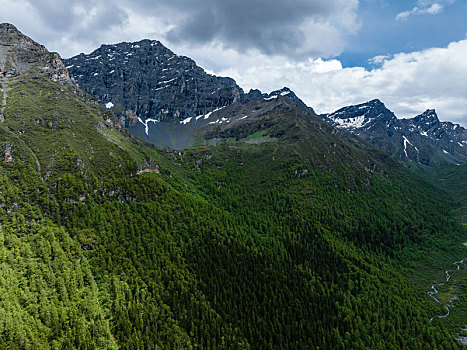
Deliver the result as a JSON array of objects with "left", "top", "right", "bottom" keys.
[
  {"left": 138, "top": 117, "right": 159, "bottom": 135},
  {"left": 330, "top": 113, "right": 372, "bottom": 129},
  {"left": 180, "top": 117, "right": 192, "bottom": 125}
]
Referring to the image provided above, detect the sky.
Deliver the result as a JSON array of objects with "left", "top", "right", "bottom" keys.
[{"left": 1, "top": 0, "right": 467, "bottom": 126}]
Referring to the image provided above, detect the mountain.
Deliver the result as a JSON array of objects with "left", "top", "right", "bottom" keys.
[
  {"left": 1, "top": 24, "right": 466, "bottom": 349},
  {"left": 65, "top": 43, "right": 314, "bottom": 148},
  {"left": 324, "top": 99, "right": 467, "bottom": 166},
  {"left": 66, "top": 38, "right": 466, "bottom": 165},
  {"left": 123, "top": 86, "right": 319, "bottom": 149},
  {"left": 0, "top": 23, "right": 71, "bottom": 83},
  {"left": 65, "top": 39, "right": 245, "bottom": 126}
]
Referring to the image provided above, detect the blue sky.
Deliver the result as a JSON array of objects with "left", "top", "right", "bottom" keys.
[
  {"left": 1, "top": 0, "right": 467, "bottom": 126},
  {"left": 340, "top": 0, "right": 467, "bottom": 69}
]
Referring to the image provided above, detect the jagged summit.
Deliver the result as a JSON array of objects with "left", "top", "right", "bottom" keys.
[
  {"left": 65, "top": 40, "right": 322, "bottom": 146},
  {"left": 321, "top": 100, "right": 467, "bottom": 165},
  {"left": 65, "top": 39, "right": 244, "bottom": 125},
  {"left": 0, "top": 23, "right": 71, "bottom": 82},
  {"left": 367, "top": 98, "right": 385, "bottom": 105},
  {"left": 0, "top": 23, "right": 24, "bottom": 37},
  {"left": 260, "top": 87, "right": 314, "bottom": 112},
  {"left": 411, "top": 109, "right": 439, "bottom": 124},
  {"left": 326, "top": 98, "right": 397, "bottom": 130}
]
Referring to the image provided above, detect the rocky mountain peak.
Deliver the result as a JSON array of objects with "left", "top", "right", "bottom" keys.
[
  {"left": 247, "top": 89, "right": 264, "bottom": 100},
  {"left": 326, "top": 99, "right": 396, "bottom": 130},
  {"left": 412, "top": 109, "right": 439, "bottom": 124},
  {"left": 267, "top": 87, "right": 292, "bottom": 97},
  {"left": 0, "top": 23, "right": 23, "bottom": 37},
  {"left": 261, "top": 87, "right": 315, "bottom": 113},
  {"left": 320, "top": 100, "right": 467, "bottom": 165},
  {"left": 367, "top": 98, "right": 384, "bottom": 106},
  {"left": 0, "top": 23, "right": 71, "bottom": 83},
  {"left": 65, "top": 39, "right": 245, "bottom": 125}
]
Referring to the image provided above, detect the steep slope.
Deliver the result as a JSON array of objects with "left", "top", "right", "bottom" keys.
[
  {"left": 119, "top": 86, "right": 317, "bottom": 149},
  {"left": 65, "top": 40, "right": 244, "bottom": 126},
  {"left": 399, "top": 109, "right": 467, "bottom": 163},
  {"left": 1, "top": 24, "right": 466, "bottom": 349},
  {"left": 0, "top": 23, "right": 71, "bottom": 83},
  {"left": 324, "top": 100, "right": 467, "bottom": 166},
  {"left": 0, "top": 23, "right": 127, "bottom": 348}
]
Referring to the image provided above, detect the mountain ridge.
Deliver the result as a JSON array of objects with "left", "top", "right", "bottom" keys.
[
  {"left": 323, "top": 99, "right": 467, "bottom": 165},
  {"left": 65, "top": 39, "right": 245, "bottom": 127},
  {"left": 64, "top": 38, "right": 466, "bottom": 165},
  {"left": 0, "top": 23, "right": 72, "bottom": 84}
]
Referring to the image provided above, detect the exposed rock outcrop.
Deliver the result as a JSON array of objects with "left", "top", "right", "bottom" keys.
[
  {"left": 323, "top": 100, "right": 467, "bottom": 165},
  {"left": 65, "top": 40, "right": 245, "bottom": 125}
]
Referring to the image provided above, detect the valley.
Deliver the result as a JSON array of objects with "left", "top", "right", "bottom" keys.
[{"left": 0, "top": 22, "right": 466, "bottom": 349}]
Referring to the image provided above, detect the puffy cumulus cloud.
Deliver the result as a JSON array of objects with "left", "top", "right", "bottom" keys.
[
  {"left": 202, "top": 37, "right": 467, "bottom": 126},
  {"left": 0, "top": 0, "right": 359, "bottom": 59}
]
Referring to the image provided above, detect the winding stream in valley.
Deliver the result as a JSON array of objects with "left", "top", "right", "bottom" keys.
[{"left": 428, "top": 257, "right": 467, "bottom": 322}]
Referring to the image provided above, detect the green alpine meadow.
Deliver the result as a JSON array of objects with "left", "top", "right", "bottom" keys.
[{"left": 0, "top": 22, "right": 466, "bottom": 349}]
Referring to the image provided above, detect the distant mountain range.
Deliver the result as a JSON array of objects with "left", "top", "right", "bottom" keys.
[
  {"left": 323, "top": 99, "right": 467, "bottom": 166},
  {"left": 65, "top": 39, "right": 466, "bottom": 166}
]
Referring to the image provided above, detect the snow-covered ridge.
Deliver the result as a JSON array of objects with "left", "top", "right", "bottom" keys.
[
  {"left": 329, "top": 113, "right": 373, "bottom": 129},
  {"left": 402, "top": 135, "right": 419, "bottom": 158},
  {"left": 179, "top": 106, "right": 227, "bottom": 125},
  {"left": 321, "top": 101, "right": 467, "bottom": 165}
]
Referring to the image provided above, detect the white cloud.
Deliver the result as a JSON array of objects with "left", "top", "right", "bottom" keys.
[
  {"left": 425, "top": 3, "right": 444, "bottom": 13},
  {"left": 396, "top": 3, "right": 444, "bottom": 21},
  {"left": 368, "top": 55, "right": 391, "bottom": 65},
  {"left": 198, "top": 37, "right": 467, "bottom": 126}
]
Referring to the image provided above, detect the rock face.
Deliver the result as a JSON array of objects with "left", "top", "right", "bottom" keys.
[
  {"left": 3, "top": 144, "right": 12, "bottom": 162},
  {"left": 65, "top": 40, "right": 245, "bottom": 126},
  {"left": 250, "top": 86, "right": 316, "bottom": 114},
  {"left": 65, "top": 41, "right": 316, "bottom": 148},
  {"left": 127, "top": 87, "right": 316, "bottom": 149},
  {"left": 323, "top": 100, "right": 467, "bottom": 165},
  {"left": 0, "top": 23, "right": 72, "bottom": 83}
]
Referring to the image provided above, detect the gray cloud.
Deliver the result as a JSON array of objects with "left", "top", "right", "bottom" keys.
[
  {"left": 24, "top": 0, "right": 128, "bottom": 40},
  {"left": 16, "top": 1, "right": 116, "bottom": 31},
  {"left": 0, "top": 0, "right": 358, "bottom": 59},
  {"left": 162, "top": 0, "right": 358, "bottom": 58}
]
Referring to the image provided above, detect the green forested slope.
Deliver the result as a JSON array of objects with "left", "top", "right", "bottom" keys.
[
  {"left": 404, "top": 162, "right": 467, "bottom": 338},
  {"left": 0, "top": 68, "right": 465, "bottom": 349}
]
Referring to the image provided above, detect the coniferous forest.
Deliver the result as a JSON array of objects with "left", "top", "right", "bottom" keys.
[{"left": 1, "top": 132, "right": 465, "bottom": 348}]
